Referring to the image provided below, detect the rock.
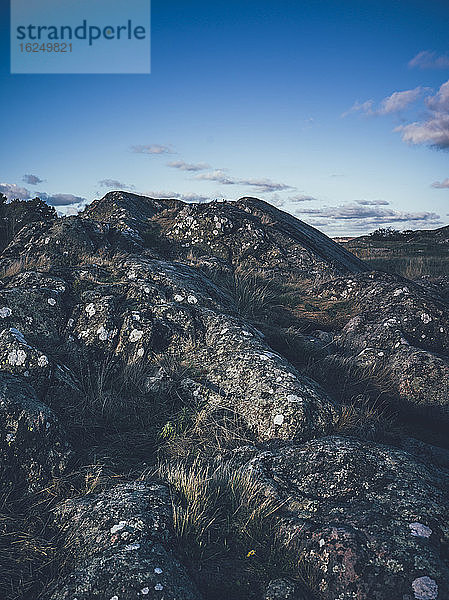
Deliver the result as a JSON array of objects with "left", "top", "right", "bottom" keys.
[
  {"left": 318, "top": 271, "right": 449, "bottom": 421},
  {"left": 264, "top": 578, "right": 300, "bottom": 600},
  {"left": 48, "top": 480, "right": 202, "bottom": 600},
  {"left": 166, "top": 196, "right": 367, "bottom": 276},
  {"left": 244, "top": 436, "right": 449, "bottom": 600},
  {"left": 0, "top": 373, "right": 70, "bottom": 493}
]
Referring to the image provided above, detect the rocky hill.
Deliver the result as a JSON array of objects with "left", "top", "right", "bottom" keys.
[{"left": 0, "top": 192, "right": 448, "bottom": 600}]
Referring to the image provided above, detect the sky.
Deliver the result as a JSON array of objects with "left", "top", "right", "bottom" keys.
[{"left": 0, "top": 0, "right": 448, "bottom": 236}]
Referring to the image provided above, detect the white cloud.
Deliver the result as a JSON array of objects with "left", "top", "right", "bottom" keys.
[
  {"left": 295, "top": 204, "right": 441, "bottom": 231},
  {"left": 409, "top": 50, "right": 449, "bottom": 70},
  {"left": 145, "top": 190, "right": 210, "bottom": 203},
  {"left": 378, "top": 87, "right": 424, "bottom": 114},
  {"left": 431, "top": 178, "right": 449, "bottom": 189},
  {"left": 395, "top": 113, "right": 449, "bottom": 150},
  {"left": 357, "top": 199, "right": 390, "bottom": 206},
  {"left": 131, "top": 144, "right": 175, "bottom": 155},
  {"left": 167, "top": 160, "right": 210, "bottom": 172},
  {"left": 98, "top": 179, "right": 135, "bottom": 190},
  {"left": 342, "top": 100, "right": 374, "bottom": 118},
  {"left": 194, "top": 170, "right": 293, "bottom": 192},
  {"left": 0, "top": 183, "right": 31, "bottom": 200},
  {"left": 288, "top": 194, "right": 317, "bottom": 203},
  {"left": 343, "top": 88, "right": 424, "bottom": 117},
  {"left": 426, "top": 79, "right": 449, "bottom": 112}
]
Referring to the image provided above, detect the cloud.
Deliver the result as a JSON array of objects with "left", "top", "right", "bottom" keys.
[
  {"left": 344, "top": 79, "right": 449, "bottom": 151},
  {"left": 431, "top": 178, "right": 449, "bottom": 189},
  {"left": 343, "top": 88, "right": 424, "bottom": 117},
  {"left": 294, "top": 204, "right": 441, "bottom": 231},
  {"left": 267, "top": 195, "right": 285, "bottom": 207},
  {"left": 395, "top": 112, "right": 449, "bottom": 150},
  {"left": 145, "top": 190, "right": 210, "bottom": 203},
  {"left": 394, "top": 81, "right": 449, "bottom": 150},
  {"left": 426, "top": 79, "right": 449, "bottom": 112},
  {"left": 378, "top": 87, "right": 424, "bottom": 115},
  {"left": 194, "top": 170, "right": 234, "bottom": 185},
  {"left": 38, "top": 192, "right": 87, "bottom": 207},
  {"left": 131, "top": 144, "right": 174, "bottom": 155},
  {"left": 194, "top": 170, "right": 293, "bottom": 193},
  {"left": 23, "top": 174, "right": 44, "bottom": 185},
  {"left": 98, "top": 179, "right": 135, "bottom": 190},
  {"left": 0, "top": 183, "right": 31, "bottom": 200},
  {"left": 356, "top": 199, "right": 390, "bottom": 206},
  {"left": 167, "top": 160, "right": 210, "bottom": 172},
  {"left": 342, "top": 100, "right": 374, "bottom": 118},
  {"left": 289, "top": 194, "right": 317, "bottom": 203},
  {"left": 409, "top": 50, "right": 449, "bottom": 70},
  {"left": 0, "top": 182, "right": 88, "bottom": 212}
]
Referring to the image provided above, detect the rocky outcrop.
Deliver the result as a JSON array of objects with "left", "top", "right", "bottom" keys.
[
  {"left": 1, "top": 192, "right": 448, "bottom": 600},
  {"left": 48, "top": 481, "right": 202, "bottom": 600},
  {"left": 0, "top": 373, "right": 70, "bottom": 493},
  {"left": 240, "top": 436, "right": 449, "bottom": 600},
  {"left": 317, "top": 272, "right": 449, "bottom": 421}
]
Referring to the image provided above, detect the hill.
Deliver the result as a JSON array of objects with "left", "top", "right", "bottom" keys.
[{"left": 0, "top": 192, "right": 448, "bottom": 600}]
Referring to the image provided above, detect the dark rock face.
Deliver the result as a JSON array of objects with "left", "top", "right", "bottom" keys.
[
  {"left": 318, "top": 272, "right": 449, "bottom": 421},
  {"left": 244, "top": 437, "right": 449, "bottom": 600},
  {"left": 1, "top": 192, "right": 448, "bottom": 600},
  {"left": 0, "top": 373, "right": 70, "bottom": 493},
  {"left": 48, "top": 481, "right": 202, "bottom": 600}
]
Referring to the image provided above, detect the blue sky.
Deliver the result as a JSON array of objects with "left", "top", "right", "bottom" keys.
[{"left": 1, "top": 0, "right": 448, "bottom": 235}]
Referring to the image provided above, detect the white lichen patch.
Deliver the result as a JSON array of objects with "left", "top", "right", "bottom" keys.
[
  {"left": 141, "top": 588, "right": 149, "bottom": 595},
  {"left": 129, "top": 329, "right": 144, "bottom": 343},
  {"left": 38, "top": 355, "right": 49, "bottom": 367},
  {"left": 124, "top": 542, "right": 140, "bottom": 551},
  {"left": 8, "top": 348, "right": 27, "bottom": 367},
  {"left": 154, "top": 567, "right": 163, "bottom": 574},
  {"left": 85, "top": 303, "right": 96, "bottom": 317},
  {"left": 110, "top": 521, "right": 127, "bottom": 534},
  {"left": 273, "top": 414, "right": 284, "bottom": 426},
  {"left": 174, "top": 294, "right": 184, "bottom": 302},
  {"left": 47, "top": 298, "right": 56, "bottom": 306},
  {"left": 393, "top": 287, "right": 408, "bottom": 296},
  {"left": 187, "top": 295, "right": 198, "bottom": 304},
  {"left": 137, "top": 347, "right": 145, "bottom": 358},
  {"left": 0, "top": 307, "right": 12, "bottom": 318},
  {"left": 412, "top": 576, "right": 438, "bottom": 600},
  {"left": 97, "top": 326, "right": 109, "bottom": 341},
  {"left": 154, "top": 584, "right": 164, "bottom": 591},
  {"left": 409, "top": 522, "right": 432, "bottom": 538},
  {"left": 421, "top": 313, "right": 432, "bottom": 324},
  {"left": 6, "top": 433, "right": 15, "bottom": 443}
]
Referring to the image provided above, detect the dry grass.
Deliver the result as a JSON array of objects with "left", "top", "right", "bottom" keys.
[
  {"left": 161, "top": 404, "right": 255, "bottom": 460},
  {"left": 158, "top": 458, "right": 314, "bottom": 599},
  {"left": 0, "top": 255, "right": 51, "bottom": 279},
  {"left": 217, "top": 271, "right": 283, "bottom": 319}
]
